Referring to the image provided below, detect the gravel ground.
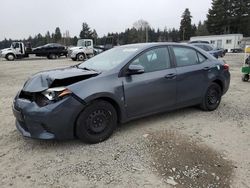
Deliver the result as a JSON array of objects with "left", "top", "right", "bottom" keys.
[{"left": 0, "top": 54, "right": 249, "bottom": 188}]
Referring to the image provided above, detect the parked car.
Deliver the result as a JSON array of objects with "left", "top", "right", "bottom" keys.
[
  {"left": 33, "top": 43, "right": 68, "bottom": 59},
  {"left": 191, "top": 43, "right": 225, "bottom": 58},
  {"left": 188, "top": 40, "right": 210, "bottom": 44},
  {"left": 13, "top": 43, "right": 230, "bottom": 143},
  {"left": 0, "top": 42, "right": 68, "bottom": 61}
]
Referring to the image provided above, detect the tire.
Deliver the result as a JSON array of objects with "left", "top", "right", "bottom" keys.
[
  {"left": 242, "top": 74, "right": 249, "bottom": 82},
  {"left": 48, "top": 54, "right": 57, "bottom": 59},
  {"left": 200, "top": 83, "right": 222, "bottom": 111},
  {"left": 76, "top": 100, "right": 117, "bottom": 144},
  {"left": 6, "top": 53, "right": 15, "bottom": 61},
  {"left": 77, "top": 53, "right": 85, "bottom": 61}
]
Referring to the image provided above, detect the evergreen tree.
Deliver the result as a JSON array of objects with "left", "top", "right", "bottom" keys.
[
  {"left": 79, "top": 22, "right": 93, "bottom": 39},
  {"left": 72, "top": 36, "right": 78, "bottom": 46},
  {"left": 207, "top": 0, "right": 230, "bottom": 34},
  {"left": 232, "top": 0, "right": 250, "bottom": 36},
  {"left": 45, "top": 31, "right": 51, "bottom": 43},
  {"left": 180, "top": 8, "right": 193, "bottom": 40},
  {"left": 92, "top": 29, "right": 98, "bottom": 45},
  {"left": 196, "top": 21, "right": 209, "bottom": 36},
  {"left": 207, "top": 0, "right": 250, "bottom": 36},
  {"left": 54, "top": 27, "right": 62, "bottom": 42}
]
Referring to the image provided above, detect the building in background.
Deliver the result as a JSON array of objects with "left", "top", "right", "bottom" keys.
[{"left": 190, "top": 34, "right": 243, "bottom": 52}]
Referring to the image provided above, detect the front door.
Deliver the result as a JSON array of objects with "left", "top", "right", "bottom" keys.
[
  {"left": 85, "top": 40, "right": 93, "bottom": 55},
  {"left": 123, "top": 47, "right": 177, "bottom": 118},
  {"left": 12, "top": 42, "right": 22, "bottom": 55}
]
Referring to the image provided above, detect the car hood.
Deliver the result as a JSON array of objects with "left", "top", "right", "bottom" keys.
[
  {"left": 69, "top": 46, "right": 83, "bottom": 51},
  {"left": 22, "top": 67, "right": 100, "bottom": 92},
  {"left": 1, "top": 48, "right": 12, "bottom": 52},
  {"left": 71, "top": 47, "right": 86, "bottom": 54},
  {"left": 33, "top": 46, "right": 43, "bottom": 51}
]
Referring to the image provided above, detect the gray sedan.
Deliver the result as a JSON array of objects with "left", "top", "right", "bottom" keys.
[{"left": 13, "top": 43, "right": 230, "bottom": 143}]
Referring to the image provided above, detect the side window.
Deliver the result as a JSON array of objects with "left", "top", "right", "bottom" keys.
[
  {"left": 173, "top": 46, "right": 199, "bottom": 67},
  {"left": 130, "top": 47, "right": 171, "bottom": 73},
  {"left": 206, "top": 45, "right": 213, "bottom": 51},
  {"left": 197, "top": 52, "right": 207, "bottom": 63},
  {"left": 201, "top": 45, "right": 210, "bottom": 51},
  {"left": 85, "top": 41, "right": 92, "bottom": 47},
  {"left": 14, "top": 43, "right": 20, "bottom": 48}
]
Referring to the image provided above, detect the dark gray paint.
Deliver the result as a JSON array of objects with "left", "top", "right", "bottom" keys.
[{"left": 13, "top": 43, "right": 231, "bottom": 140}]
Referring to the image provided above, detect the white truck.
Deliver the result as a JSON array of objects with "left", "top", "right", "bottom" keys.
[
  {"left": 69, "top": 37, "right": 115, "bottom": 61},
  {"left": 69, "top": 39, "right": 95, "bottom": 61},
  {"left": 0, "top": 42, "right": 30, "bottom": 61},
  {"left": 0, "top": 42, "right": 68, "bottom": 61}
]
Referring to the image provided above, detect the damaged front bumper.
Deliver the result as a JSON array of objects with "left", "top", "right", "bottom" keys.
[{"left": 12, "top": 92, "right": 85, "bottom": 140}]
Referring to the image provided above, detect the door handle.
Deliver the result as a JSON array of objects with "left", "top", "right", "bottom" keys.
[{"left": 165, "top": 73, "right": 177, "bottom": 79}]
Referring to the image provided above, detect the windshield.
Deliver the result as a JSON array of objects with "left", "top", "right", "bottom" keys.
[
  {"left": 78, "top": 47, "right": 139, "bottom": 71},
  {"left": 77, "top": 40, "right": 85, "bottom": 47}
]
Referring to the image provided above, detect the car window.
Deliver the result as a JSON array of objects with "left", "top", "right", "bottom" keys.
[
  {"left": 85, "top": 41, "right": 92, "bottom": 47},
  {"left": 13, "top": 43, "right": 20, "bottom": 48},
  {"left": 173, "top": 46, "right": 199, "bottom": 67},
  {"left": 130, "top": 47, "right": 171, "bottom": 73},
  {"left": 194, "top": 44, "right": 208, "bottom": 51},
  {"left": 205, "top": 45, "right": 213, "bottom": 51},
  {"left": 197, "top": 52, "right": 207, "bottom": 63}
]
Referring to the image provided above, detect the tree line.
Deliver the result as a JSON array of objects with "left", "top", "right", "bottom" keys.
[{"left": 0, "top": 0, "right": 250, "bottom": 49}]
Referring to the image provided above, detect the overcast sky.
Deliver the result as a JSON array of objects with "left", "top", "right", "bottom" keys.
[{"left": 0, "top": 0, "right": 212, "bottom": 40}]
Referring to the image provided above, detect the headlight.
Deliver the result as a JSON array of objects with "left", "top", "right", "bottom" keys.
[{"left": 42, "top": 87, "right": 72, "bottom": 101}]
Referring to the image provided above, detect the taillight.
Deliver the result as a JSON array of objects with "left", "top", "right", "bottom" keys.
[{"left": 223, "top": 64, "right": 229, "bottom": 71}]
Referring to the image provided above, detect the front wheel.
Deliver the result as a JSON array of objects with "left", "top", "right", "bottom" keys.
[
  {"left": 47, "top": 54, "right": 57, "bottom": 59},
  {"left": 200, "top": 83, "right": 222, "bottom": 111},
  {"left": 6, "top": 54, "right": 15, "bottom": 61},
  {"left": 76, "top": 100, "right": 117, "bottom": 144},
  {"left": 77, "top": 53, "right": 85, "bottom": 61}
]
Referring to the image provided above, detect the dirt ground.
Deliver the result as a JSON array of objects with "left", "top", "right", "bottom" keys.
[{"left": 0, "top": 54, "right": 249, "bottom": 188}]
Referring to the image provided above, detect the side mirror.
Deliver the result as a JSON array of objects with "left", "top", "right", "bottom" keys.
[{"left": 127, "top": 64, "right": 144, "bottom": 75}]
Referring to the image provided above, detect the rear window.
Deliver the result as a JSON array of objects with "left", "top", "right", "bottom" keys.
[
  {"left": 197, "top": 52, "right": 207, "bottom": 63},
  {"left": 173, "top": 46, "right": 199, "bottom": 67}
]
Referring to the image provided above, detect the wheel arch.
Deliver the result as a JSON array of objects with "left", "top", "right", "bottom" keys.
[
  {"left": 5, "top": 53, "right": 16, "bottom": 59},
  {"left": 77, "top": 52, "right": 87, "bottom": 59},
  {"left": 73, "top": 95, "right": 124, "bottom": 138},
  {"left": 212, "top": 79, "right": 224, "bottom": 92}
]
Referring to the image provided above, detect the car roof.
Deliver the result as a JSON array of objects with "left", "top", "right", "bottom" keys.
[
  {"left": 118, "top": 42, "right": 194, "bottom": 51},
  {"left": 192, "top": 43, "right": 212, "bottom": 47}
]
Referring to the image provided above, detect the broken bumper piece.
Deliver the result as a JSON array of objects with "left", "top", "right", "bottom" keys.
[{"left": 12, "top": 94, "right": 85, "bottom": 140}]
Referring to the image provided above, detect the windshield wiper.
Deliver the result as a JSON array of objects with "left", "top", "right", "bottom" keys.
[
  {"left": 78, "top": 66, "right": 100, "bottom": 73},
  {"left": 71, "top": 63, "right": 81, "bottom": 68}
]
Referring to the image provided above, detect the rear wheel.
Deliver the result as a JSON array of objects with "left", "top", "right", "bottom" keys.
[
  {"left": 47, "top": 54, "right": 57, "bottom": 59},
  {"left": 6, "top": 53, "right": 15, "bottom": 61},
  {"left": 76, "top": 100, "right": 117, "bottom": 144},
  {"left": 77, "top": 53, "right": 85, "bottom": 61},
  {"left": 200, "top": 83, "right": 222, "bottom": 111},
  {"left": 242, "top": 74, "right": 249, "bottom": 82}
]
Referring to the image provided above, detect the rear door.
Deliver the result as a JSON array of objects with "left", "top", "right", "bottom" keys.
[
  {"left": 123, "top": 46, "right": 177, "bottom": 118},
  {"left": 171, "top": 46, "right": 210, "bottom": 105}
]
